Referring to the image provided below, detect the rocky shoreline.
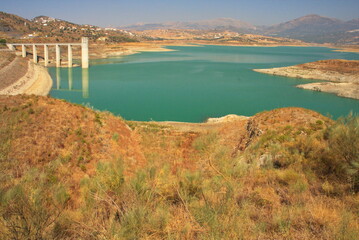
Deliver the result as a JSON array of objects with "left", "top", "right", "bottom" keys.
[{"left": 254, "top": 59, "right": 359, "bottom": 100}]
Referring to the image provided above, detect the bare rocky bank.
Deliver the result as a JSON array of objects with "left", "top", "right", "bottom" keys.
[
  {"left": 0, "top": 51, "right": 53, "bottom": 96},
  {"left": 254, "top": 59, "right": 359, "bottom": 100}
]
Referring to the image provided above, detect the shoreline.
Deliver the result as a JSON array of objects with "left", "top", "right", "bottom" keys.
[
  {"left": 254, "top": 59, "right": 359, "bottom": 100},
  {"left": 88, "top": 42, "right": 359, "bottom": 61}
]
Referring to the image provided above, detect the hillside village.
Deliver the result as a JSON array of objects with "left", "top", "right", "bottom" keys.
[{"left": 0, "top": 12, "right": 139, "bottom": 43}]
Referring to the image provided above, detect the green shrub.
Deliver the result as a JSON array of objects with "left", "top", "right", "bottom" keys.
[
  {"left": 112, "top": 132, "right": 119, "bottom": 141},
  {"left": 192, "top": 132, "right": 217, "bottom": 152},
  {"left": 94, "top": 112, "right": 103, "bottom": 126},
  {"left": 321, "top": 114, "right": 359, "bottom": 191},
  {"left": 179, "top": 171, "right": 203, "bottom": 201},
  {"left": 0, "top": 171, "right": 70, "bottom": 240},
  {"left": 107, "top": 35, "right": 139, "bottom": 43}
]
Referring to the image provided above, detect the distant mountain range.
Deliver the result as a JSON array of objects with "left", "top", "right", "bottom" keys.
[
  {"left": 122, "top": 18, "right": 257, "bottom": 33},
  {"left": 121, "top": 15, "right": 359, "bottom": 44},
  {"left": 261, "top": 15, "right": 359, "bottom": 44}
]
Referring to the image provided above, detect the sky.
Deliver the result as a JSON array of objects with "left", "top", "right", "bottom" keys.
[{"left": 1, "top": 0, "right": 359, "bottom": 27}]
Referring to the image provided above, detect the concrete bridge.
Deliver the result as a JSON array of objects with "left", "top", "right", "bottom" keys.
[{"left": 6, "top": 37, "right": 89, "bottom": 68}]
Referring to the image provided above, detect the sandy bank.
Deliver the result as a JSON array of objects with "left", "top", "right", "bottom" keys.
[
  {"left": 254, "top": 59, "right": 359, "bottom": 100},
  {"left": 331, "top": 46, "right": 359, "bottom": 53},
  {"left": 143, "top": 114, "right": 250, "bottom": 133},
  {"left": 0, "top": 60, "right": 53, "bottom": 96},
  {"left": 297, "top": 82, "right": 359, "bottom": 99}
]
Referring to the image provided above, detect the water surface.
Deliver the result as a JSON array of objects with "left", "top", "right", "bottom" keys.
[{"left": 50, "top": 46, "right": 359, "bottom": 122}]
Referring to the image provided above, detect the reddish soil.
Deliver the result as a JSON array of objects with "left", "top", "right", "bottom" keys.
[
  {"left": 298, "top": 59, "right": 359, "bottom": 74},
  {"left": 0, "top": 95, "right": 145, "bottom": 205}
]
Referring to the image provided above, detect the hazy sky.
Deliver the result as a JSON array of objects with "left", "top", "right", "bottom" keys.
[{"left": 2, "top": 0, "right": 359, "bottom": 27}]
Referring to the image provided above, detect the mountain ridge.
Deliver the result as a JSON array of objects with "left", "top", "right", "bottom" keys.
[
  {"left": 261, "top": 14, "right": 358, "bottom": 44},
  {"left": 121, "top": 14, "right": 359, "bottom": 44},
  {"left": 121, "top": 17, "right": 256, "bottom": 32}
]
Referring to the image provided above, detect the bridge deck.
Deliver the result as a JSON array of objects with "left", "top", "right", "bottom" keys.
[{"left": 10, "top": 43, "right": 82, "bottom": 46}]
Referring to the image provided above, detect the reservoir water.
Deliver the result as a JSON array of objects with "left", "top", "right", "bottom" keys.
[{"left": 50, "top": 46, "right": 359, "bottom": 122}]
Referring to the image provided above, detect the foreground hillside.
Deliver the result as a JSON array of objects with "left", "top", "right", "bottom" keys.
[{"left": 0, "top": 95, "right": 358, "bottom": 239}]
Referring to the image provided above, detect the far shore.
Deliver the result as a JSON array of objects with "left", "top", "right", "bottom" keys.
[
  {"left": 86, "top": 42, "right": 359, "bottom": 61},
  {"left": 88, "top": 41, "right": 316, "bottom": 60}
]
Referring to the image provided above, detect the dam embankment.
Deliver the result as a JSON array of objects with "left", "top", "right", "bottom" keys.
[{"left": 0, "top": 50, "right": 52, "bottom": 96}]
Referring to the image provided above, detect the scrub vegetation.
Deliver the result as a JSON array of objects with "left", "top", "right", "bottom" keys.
[{"left": 0, "top": 95, "right": 358, "bottom": 239}]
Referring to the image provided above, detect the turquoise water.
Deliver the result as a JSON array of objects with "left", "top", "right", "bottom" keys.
[{"left": 49, "top": 46, "right": 359, "bottom": 122}]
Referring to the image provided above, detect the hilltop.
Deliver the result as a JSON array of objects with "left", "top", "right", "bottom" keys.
[
  {"left": 0, "top": 11, "right": 33, "bottom": 38},
  {"left": 0, "top": 11, "right": 139, "bottom": 43},
  {"left": 0, "top": 95, "right": 358, "bottom": 239},
  {"left": 261, "top": 15, "right": 359, "bottom": 44}
]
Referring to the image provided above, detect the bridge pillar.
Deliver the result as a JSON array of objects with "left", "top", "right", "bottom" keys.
[
  {"left": 22, "top": 45, "right": 26, "bottom": 57},
  {"left": 33, "top": 45, "right": 37, "bottom": 63},
  {"left": 56, "top": 67, "right": 61, "bottom": 89},
  {"left": 68, "top": 68, "right": 73, "bottom": 90},
  {"left": 56, "top": 44, "right": 61, "bottom": 67},
  {"left": 82, "top": 68, "right": 89, "bottom": 98},
  {"left": 81, "top": 37, "right": 89, "bottom": 68},
  {"left": 44, "top": 45, "right": 49, "bottom": 67},
  {"left": 68, "top": 45, "right": 73, "bottom": 68}
]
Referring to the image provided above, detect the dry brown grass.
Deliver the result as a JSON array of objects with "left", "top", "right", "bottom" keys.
[
  {"left": 299, "top": 59, "right": 359, "bottom": 74},
  {"left": 0, "top": 96, "right": 358, "bottom": 239}
]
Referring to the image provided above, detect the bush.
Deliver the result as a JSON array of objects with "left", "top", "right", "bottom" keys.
[
  {"left": 319, "top": 114, "right": 359, "bottom": 191},
  {"left": 107, "top": 35, "right": 138, "bottom": 43},
  {"left": 0, "top": 172, "right": 70, "bottom": 239},
  {"left": 192, "top": 132, "right": 217, "bottom": 152}
]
